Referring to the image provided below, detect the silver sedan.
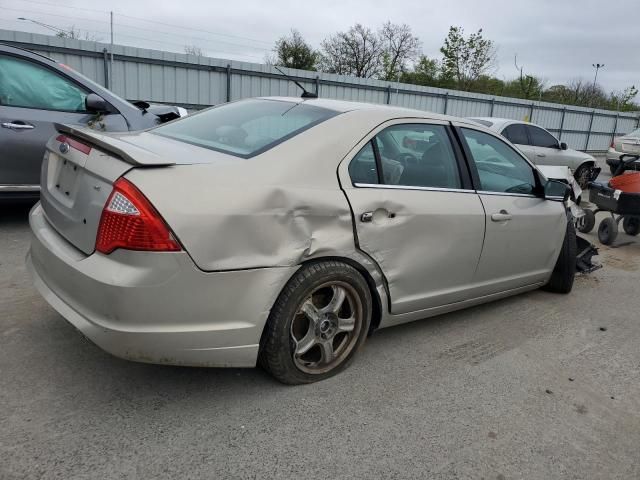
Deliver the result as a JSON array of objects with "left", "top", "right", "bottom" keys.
[{"left": 28, "top": 97, "right": 575, "bottom": 384}]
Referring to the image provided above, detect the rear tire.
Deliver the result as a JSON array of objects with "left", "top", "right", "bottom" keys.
[
  {"left": 259, "top": 261, "right": 372, "bottom": 385},
  {"left": 576, "top": 209, "right": 595, "bottom": 233},
  {"left": 598, "top": 217, "right": 618, "bottom": 245},
  {"left": 622, "top": 216, "right": 640, "bottom": 236},
  {"left": 544, "top": 216, "right": 577, "bottom": 294}
]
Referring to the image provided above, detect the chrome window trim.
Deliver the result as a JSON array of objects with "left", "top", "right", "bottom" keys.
[
  {"left": 353, "top": 183, "right": 475, "bottom": 194},
  {"left": 477, "top": 190, "right": 538, "bottom": 198},
  {"left": 0, "top": 184, "right": 41, "bottom": 192},
  {"left": 352, "top": 183, "right": 542, "bottom": 199}
]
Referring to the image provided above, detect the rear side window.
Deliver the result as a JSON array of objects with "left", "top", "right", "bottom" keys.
[
  {"left": 0, "top": 55, "right": 87, "bottom": 111},
  {"left": 153, "top": 99, "right": 338, "bottom": 158},
  {"left": 502, "top": 124, "right": 529, "bottom": 145},
  {"left": 527, "top": 125, "right": 559, "bottom": 149}
]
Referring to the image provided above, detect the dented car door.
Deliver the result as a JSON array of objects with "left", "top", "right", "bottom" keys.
[{"left": 340, "top": 120, "right": 486, "bottom": 315}]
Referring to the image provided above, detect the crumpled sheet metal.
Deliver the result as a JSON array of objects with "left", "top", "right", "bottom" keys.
[
  {"left": 129, "top": 170, "right": 358, "bottom": 271},
  {"left": 125, "top": 109, "right": 392, "bottom": 272}
]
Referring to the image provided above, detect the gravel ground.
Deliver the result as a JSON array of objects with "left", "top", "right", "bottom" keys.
[{"left": 2, "top": 164, "right": 640, "bottom": 479}]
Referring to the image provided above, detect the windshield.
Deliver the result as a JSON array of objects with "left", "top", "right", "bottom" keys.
[
  {"left": 626, "top": 128, "right": 640, "bottom": 138},
  {"left": 152, "top": 99, "right": 339, "bottom": 158}
]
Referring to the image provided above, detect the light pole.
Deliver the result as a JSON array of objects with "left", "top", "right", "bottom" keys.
[
  {"left": 592, "top": 63, "right": 605, "bottom": 88},
  {"left": 17, "top": 17, "right": 71, "bottom": 36}
]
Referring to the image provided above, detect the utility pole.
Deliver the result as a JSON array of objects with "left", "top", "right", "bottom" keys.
[
  {"left": 591, "top": 63, "right": 605, "bottom": 108},
  {"left": 592, "top": 63, "right": 604, "bottom": 88},
  {"left": 110, "top": 12, "right": 114, "bottom": 85}
]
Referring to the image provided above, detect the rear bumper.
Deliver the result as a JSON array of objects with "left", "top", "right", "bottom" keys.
[
  {"left": 27, "top": 203, "right": 298, "bottom": 367},
  {"left": 606, "top": 149, "right": 640, "bottom": 166}
]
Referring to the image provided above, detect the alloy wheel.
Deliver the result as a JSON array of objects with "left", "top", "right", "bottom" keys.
[{"left": 290, "top": 281, "right": 363, "bottom": 375}]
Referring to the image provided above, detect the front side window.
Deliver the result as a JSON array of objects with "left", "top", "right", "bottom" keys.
[
  {"left": 365, "top": 124, "right": 461, "bottom": 189},
  {"left": 0, "top": 55, "right": 87, "bottom": 111},
  {"left": 153, "top": 99, "right": 338, "bottom": 158},
  {"left": 502, "top": 124, "right": 529, "bottom": 145},
  {"left": 461, "top": 128, "right": 537, "bottom": 195},
  {"left": 527, "top": 125, "right": 559, "bottom": 149}
]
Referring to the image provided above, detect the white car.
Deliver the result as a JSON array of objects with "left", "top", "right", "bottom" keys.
[
  {"left": 537, "top": 165, "right": 582, "bottom": 205},
  {"left": 607, "top": 128, "right": 640, "bottom": 174},
  {"left": 470, "top": 118, "right": 598, "bottom": 188}
]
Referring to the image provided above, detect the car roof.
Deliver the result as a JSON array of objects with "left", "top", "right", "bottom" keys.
[
  {"left": 468, "top": 117, "right": 522, "bottom": 130},
  {"left": 260, "top": 96, "right": 480, "bottom": 126},
  {"left": 0, "top": 42, "right": 58, "bottom": 64}
]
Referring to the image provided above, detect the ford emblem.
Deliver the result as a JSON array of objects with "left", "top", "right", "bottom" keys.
[{"left": 59, "top": 142, "right": 70, "bottom": 154}]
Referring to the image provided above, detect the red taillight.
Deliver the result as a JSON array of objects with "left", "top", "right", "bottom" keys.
[
  {"left": 96, "top": 178, "right": 181, "bottom": 254},
  {"left": 611, "top": 138, "right": 621, "bottom": 151}
]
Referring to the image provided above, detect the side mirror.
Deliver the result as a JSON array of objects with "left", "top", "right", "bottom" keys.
[
  {"left": 560, "top": 142, "right": 568, "bottom": 150},
  {"left": 85, "top": 93, "right": 111, "bottom": 113},
  {"left": 545, "top": 179, "right": 571, "bottom": 202}
]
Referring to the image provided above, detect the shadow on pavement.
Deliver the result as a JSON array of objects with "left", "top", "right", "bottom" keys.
[{"left": 1, "top": 200, "right": 37, "bottom": 226}]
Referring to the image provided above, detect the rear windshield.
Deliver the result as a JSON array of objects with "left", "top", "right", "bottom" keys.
[{"left": 153, "top": 98, "right": 338, "bottom": 158}]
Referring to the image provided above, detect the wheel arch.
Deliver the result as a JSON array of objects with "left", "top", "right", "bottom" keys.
[
  {"left": 575, "top": 158, "right": 595, "bottom": 171},
  {"left": 298, "top": 256, "right": 386, "bottom": 334}
]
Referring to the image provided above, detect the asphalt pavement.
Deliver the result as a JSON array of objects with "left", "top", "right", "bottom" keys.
[{"left": 2, "top": 168, "right": 640, "bottom": 479}]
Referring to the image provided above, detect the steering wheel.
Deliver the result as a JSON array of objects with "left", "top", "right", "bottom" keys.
[{"left": 396, "top": 152, "right": 419, "bottom": 167}]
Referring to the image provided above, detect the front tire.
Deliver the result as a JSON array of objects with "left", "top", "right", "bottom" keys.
[
  {"left": 544, "top": 216, "right": 577, "bottom": 294},
  {"left": 259, "top": 261, "right": 372, "bottom": 384},
  {"left": 574, "top": 164, "right": 593, "bottom": 189}
]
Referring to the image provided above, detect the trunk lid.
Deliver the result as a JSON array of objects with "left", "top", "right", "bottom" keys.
[
  {"left": 40, "top": 126, "right": 177, "bottom": 255},
  {"left": 41, "top": 124, "right": 243, "bottom": 256}
]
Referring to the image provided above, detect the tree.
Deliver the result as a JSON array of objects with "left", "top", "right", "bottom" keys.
[
  {"left": 319, "top": 24, "right": 384, "bottom": 78},
  {"left": 400, "top": 55, "right": 440, "bottom": 86},
  {"left": 269, "top": 29, "right": 318, "bottom": 70},
  {"left": 610, "top": 86, "right": 638, "bottom": 111},
  {"left": 440, "top": 26, "right": 496, "bottom": 90},
  {"left": 55, "top": 26, "right": 101, "bottom": 41},
  {"left": 379, "top": 22, "right": 420, "bottom": 81},
  {"left": 184, "top": 45, "right": 204, "bottom": 56},
  {"left": 508, "top": 55, "right": 545, "bottom": 99}
]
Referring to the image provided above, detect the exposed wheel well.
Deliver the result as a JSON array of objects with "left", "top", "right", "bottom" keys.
[
  {"left": 299, "top": 256, "right": 384, "bottom": 334},
  {"left": 575, "top": 160, "right": 595, "bottom": 171}
]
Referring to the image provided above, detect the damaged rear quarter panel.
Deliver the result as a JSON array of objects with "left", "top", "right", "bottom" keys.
[{"left": 123, "top": 112, "right": 386, "bottom": 271}]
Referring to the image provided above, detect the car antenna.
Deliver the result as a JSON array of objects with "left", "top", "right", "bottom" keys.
[{"left": 273, "top": 65, "right": 318, "bottom": 99}]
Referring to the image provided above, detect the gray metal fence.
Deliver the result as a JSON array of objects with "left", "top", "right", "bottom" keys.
[{"left": 2, "top": 28, "right": 638, "bottom": 152}]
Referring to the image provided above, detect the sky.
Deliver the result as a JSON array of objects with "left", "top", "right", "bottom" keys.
[{"left": 1, "top": 0, "right": 638, "bottom": 93}]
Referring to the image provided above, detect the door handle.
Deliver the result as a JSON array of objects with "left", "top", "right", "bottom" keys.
[
  {"left": 536, "top": 153, "right": 546, "bottom": 157},
  {"left": 491, "top": 210, "right": 512, "bottom": 222},
  {"left": 361, "top": 210, "right": 396, "bottom": 223},
  {"left": 1, "top": 122, "right": 35, "bottom": 131},
  {"left": 361, "top": 212, "right": 374, "bottom": 222}
]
